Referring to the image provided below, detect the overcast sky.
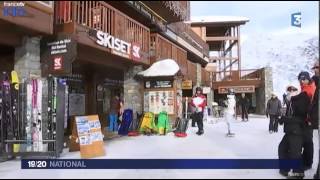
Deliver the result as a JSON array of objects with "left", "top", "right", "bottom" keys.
[{"left": 191, "top": 1, "right": 319, "bottom": 36}]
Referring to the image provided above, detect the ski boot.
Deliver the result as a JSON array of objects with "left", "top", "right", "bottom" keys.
[
  {"left": 196, "top": 130, "right": 204, "bottom": 136},
  {"left": 226, "top": 131, "right": 235, "bottom": 137}
]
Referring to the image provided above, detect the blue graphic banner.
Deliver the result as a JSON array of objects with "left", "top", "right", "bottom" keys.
[{"left": 21, "top": 159, "right": 302, "bottom": 169}]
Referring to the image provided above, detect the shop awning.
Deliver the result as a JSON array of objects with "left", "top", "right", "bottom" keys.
[{"left": 138, "top": 59, "right": 180, "bottom": 77}]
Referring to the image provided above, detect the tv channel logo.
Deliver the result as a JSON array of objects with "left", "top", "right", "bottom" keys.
[
  {"left": 2, "top": 1, "right": 26, "bottom": 17},
  {"left": 291, "top": 12, "right": 301, "bottom": 28}
]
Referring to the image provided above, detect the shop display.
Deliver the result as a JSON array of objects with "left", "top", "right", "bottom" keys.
[
  {"left": 139, "top": 112, "right": 157, "bottom": 135},
  {"left": 146, "top": 90, "right": 174, "bottom": 114},
  {"left": 128, "top": 112, "right": 143, "bottom": 136},
  {"left": 75, "top": 115, "right": 105, "bottom": 159},
  {"left": 118, "top": 109, "right": 133, "bottom": 136},
  {"left": 157, "top": 111, "right": 171, "bottom": 135}
]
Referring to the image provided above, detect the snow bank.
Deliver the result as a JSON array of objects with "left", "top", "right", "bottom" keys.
[{"left": 138, "top": 59, "right": 180, "bottom": 77}]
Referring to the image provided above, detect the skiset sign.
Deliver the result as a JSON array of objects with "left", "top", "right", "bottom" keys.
[{"left": 93, "top": 30, "right": 141, "bottom": 61}]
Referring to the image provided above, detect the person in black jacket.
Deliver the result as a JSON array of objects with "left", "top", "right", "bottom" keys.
[
  {"left": 278, "top": 85, "right": 310, "bottom": 179},
  {"left": 311, "top": 62, "right": 319, "bottom": 179},
  {"left": 298, "top": 71, "right": 316, "bottom": 171},
  {"left": 239, "top": 93, "right": 250, "bottom": 122}
]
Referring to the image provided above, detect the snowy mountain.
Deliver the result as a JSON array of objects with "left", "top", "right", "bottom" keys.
[{"left": 241, "top": 32, "right": 319, "bottom": 97}]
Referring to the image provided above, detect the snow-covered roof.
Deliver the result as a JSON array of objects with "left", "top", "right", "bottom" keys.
[
  {"left": 138, "top": 59, "right": 180, "bottom": 77},
  {"left": 188, "top": 16, "right": 250, "bottom": 24}
]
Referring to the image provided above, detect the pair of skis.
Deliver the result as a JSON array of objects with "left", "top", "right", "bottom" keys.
[{"left": 25, "top": 78, "right": 43, "bottom": 152}]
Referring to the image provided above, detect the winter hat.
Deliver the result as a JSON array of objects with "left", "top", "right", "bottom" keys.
[
  {"left": 286, "top": 85, "right": 298, "bottom": 92},
  {"left": 298, "top": 71, "right": 311, "bottom": 81}
]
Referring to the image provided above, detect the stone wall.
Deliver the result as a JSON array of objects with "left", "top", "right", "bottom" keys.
[
  {"left": 14, "top": 37, "right": 41, "bottom": 80},
  {"left": 123, "top": 65, "right": 144, "bottom": 119},
  {"left": 256, "top": 67, "right": 273, "bottom": 115}
]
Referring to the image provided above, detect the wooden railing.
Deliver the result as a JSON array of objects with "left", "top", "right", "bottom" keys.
[
  {"left": 213, "top": 69, "right": 262, "bottom": 82},
  {"left": 168, "top": 22, "right": 209, "bottom": 56},
  {"left": 55, "top": 1, "right": 150, "bottom": 56}
]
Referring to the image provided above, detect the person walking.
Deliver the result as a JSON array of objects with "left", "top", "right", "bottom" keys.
[
  {"left": 239, "top": 93, "right": 250, "bottom": 122},
  {"left": 224, "top": 89, "right": 236, "bottom": 137},
  {"left": 266, "top": 93, "right": 282, "bottom": 133},
  {"left": 278, "top": 85, "right": 310, "bottom": 179},
  {"left": 191, "top": 87, "right": 207, "bottom": 136}
]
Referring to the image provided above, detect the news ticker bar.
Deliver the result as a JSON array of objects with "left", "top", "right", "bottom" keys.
[{"left": 21, "top": 159, "right": 302, "bottom": 169}]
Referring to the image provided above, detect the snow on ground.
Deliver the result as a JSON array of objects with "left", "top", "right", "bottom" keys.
[{"left": 0, "top": 115, "right": 318, "bottom": 179}]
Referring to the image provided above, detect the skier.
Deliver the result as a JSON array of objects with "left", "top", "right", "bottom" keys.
[
  {"left": 266, "top": 93, "right": 282, "bottom": 133},
  {"left": 239, "top": 93, "right": 250, "bottom": 122},
  {"left": 298, "top": 71, "right": 316, "bottom": 171},
  {"left": 191, "top": 87, "right": 206, "bottom": 136},
  {"left": 224, "top": 89, "right": 236, "bottom": 137},
  {"left": 310, "top": 61, "right": 319, "bottom": 179},
  {"left": 278, "top": 84, "right": 310, "bottom": 179}
]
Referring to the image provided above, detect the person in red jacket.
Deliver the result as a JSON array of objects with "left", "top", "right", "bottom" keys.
[{"left": 191, "top": 87, "right": 207, "bottom": 135}]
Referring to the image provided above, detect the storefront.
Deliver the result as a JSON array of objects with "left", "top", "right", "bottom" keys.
[{"left": 40, "top": 21, "right": 150, "bottom": 152}]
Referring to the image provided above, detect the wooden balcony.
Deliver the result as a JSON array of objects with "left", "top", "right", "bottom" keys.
[
  {"left": 167, "top": 22, "right": 209, "bottom": 57},
  {"left": 212, "top": 69, "right": 263, "bottom": 89},
  {"left": 55, "top": 1, "right": 150, "bottom": 65}
]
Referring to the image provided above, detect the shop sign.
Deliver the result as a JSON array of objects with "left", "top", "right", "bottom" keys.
[
  {"left": 182, "top": 80, "right": 193, "bottom": 90},
  {"left": 94, "top": 30, "right": 141, "bottom": 61},
  {"left": 53, "top": 56, "right": 63, "bottom": 71},
  {"left": 145, "top": 80, "right": 173, "bottom": 89},
  {"left": 202, "top": 87, "right": 211, "bottom": 94},
  {"left": 41, "top": 35, "right": 77, "bottom": 76},
  {"left": 144, "top": 90, "right": 175, "bottom": 115},
  {"left": 218, "top": 86, "right": 255, "bottom": 94}
]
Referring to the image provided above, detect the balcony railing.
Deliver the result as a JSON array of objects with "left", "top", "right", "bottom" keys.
[
  {"left": 55, "top": 1, "right": 150, "bottom": 60},
  {"left": 168, "top": 22, "right": 209, "bottom": 57},
  {"left": 213, "top": 69, "right": 262, "bottom": 82}
]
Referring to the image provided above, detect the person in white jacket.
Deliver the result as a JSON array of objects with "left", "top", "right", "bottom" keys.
[{"left": 224, "top": 89, "right": 236, "bottom": 137}]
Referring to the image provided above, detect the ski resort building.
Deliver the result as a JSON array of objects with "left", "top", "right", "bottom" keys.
[
  {"left": 190, "top": 16, "right": 273, "bottom": 114},
  {"left": 0, "top": 1, "right": 213, "bottom": 159}
]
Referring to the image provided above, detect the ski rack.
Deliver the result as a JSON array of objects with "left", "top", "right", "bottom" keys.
[{"left": 3, "top": 139, "right": 59, "bottom": 159}]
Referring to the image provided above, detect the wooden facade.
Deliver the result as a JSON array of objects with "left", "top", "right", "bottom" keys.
[
  {"left": 55, "top": 1, "right": 151, "bottom": 65},
  {"left": 150, "top": 33, "right": 188, "bottom": 76}
]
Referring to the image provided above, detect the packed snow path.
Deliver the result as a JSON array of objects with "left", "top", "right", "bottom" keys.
[{"left": 0, "top": 115, "right": 318, "bottom": 179}]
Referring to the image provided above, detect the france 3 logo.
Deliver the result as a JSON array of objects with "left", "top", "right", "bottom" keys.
[
  {"left": 291, "top": 12, "right": 301, "bottom": 28},
  {"left": 2, "top": 1, "right": 26, "bottom": 17}
]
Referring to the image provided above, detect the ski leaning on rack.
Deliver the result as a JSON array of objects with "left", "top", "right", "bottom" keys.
[
  {"left": 3, "top": 72, "right": 13, "bottom": 155},
  {"left": 10, "top": 71, "right": 20, "bottom": 152}
]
